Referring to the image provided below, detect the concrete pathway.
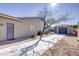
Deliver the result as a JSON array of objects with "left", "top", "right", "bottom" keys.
[{"left": 0, "top": 34, "right": 65, "bottom": 56}]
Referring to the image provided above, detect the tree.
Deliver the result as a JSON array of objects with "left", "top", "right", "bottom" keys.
[
  {"left": 38, "top": 6, "right": 48, "bottom": 37},
  {"left": 38, "top": 6, "right": 71, "bottom": 30},
  {"left": 19, "top": 6, "right": 71, "bottom": 56},
  {"left": 46, "top": 18, "right": 56, "bottom": 25},
  {"left": 37, "top": 6, "right": 72, "bottom": 56}
]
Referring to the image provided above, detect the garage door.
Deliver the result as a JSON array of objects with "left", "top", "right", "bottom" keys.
[{"left": 59, "top": 28, "right": 67, "bottom": 34}]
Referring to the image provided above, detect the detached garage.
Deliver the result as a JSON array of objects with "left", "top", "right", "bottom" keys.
[{"left": 51, "top": 23, "right": 74, "bottom": 35}]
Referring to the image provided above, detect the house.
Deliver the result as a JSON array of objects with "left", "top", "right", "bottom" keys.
[
  {"left": 0, "top": 13, "right": 44, "bottom": 41},
  {"left": 50, "top": 23, "right": 77, "bottom": 35}
]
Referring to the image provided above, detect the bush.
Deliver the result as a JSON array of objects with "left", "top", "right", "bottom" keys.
[
  {"left": 31, "top": 33, "right": 36, "bottom": 38},
  {"left": 49, "top": 29, "right": 54, "bottom": 32},
  {"left": 73, "top": 25, "right": 78, "bottom": 28},
  {"left": 44, "top": 29, "right": 50, "bottom": 34},
  {"left": 37, "top": 31, "right": 42, "bottom": 35}
]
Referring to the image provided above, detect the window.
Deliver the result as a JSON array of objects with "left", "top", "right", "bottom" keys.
[{"left": 29, "top": 25, "right": 35, "bottom": 32}]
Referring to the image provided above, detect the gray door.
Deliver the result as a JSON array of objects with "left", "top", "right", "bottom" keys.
[{"left": 7, "top": 23, "right": 14, "bottom": 40}]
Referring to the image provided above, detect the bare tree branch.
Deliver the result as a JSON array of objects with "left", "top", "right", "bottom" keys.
[{"left": 19, "top": 6, "right": 72, "bottom": 56}]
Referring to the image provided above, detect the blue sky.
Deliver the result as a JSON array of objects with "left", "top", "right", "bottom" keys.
[{"left": 0, "top": 3, "right": 79, "bottom": 25}]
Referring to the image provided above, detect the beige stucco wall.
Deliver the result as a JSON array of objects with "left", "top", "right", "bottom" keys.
[
  {"left": 23, "top": 19, "right": 44, "bottom": 35},
  {"left": 0, "top": 17, "right": 44, "bottom": 41}
]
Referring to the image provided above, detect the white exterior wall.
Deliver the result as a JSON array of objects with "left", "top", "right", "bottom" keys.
[
  {"left": 0, "top": 17, "right": 44, "bottom": 41},
  {"left": 55, "top": 25, "right": 72, "bottom": 34},
  {"left": 23, "top": 19, "right": 44, "bottom": 35},
  {"left": 0, "top": 17, "right": 27, "bottom": 41}
]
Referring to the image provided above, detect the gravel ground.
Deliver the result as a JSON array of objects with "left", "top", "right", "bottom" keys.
[{"left": 42, "top": 36, "right": 79, "bottom": 56}]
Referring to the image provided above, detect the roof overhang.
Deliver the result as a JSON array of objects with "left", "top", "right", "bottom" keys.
[
  {"left": 50, "top": 23, "right": 73, "bottom": 28},
  {"left": 0, "top": 13, "right": 23, "bottom": 22},
  {"left": 17, "top": 17, "right": 43, "bottom": 21}
]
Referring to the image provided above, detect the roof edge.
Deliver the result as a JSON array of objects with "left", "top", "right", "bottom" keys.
[{"left": 0, "top": 13, "right": 23, "bottom": 22}]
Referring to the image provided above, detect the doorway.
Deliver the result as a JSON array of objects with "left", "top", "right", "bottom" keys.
[{"left": 7, "top": 23, "right": 14, "bottom": 40}]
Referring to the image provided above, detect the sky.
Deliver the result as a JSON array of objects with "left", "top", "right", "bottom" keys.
[{"left": 0, "top": 3, "right": 79, "bottom": 25}]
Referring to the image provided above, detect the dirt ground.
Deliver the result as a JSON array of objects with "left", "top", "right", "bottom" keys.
[{"left": 42, "top": 36, "right": 79, "bottom": 56}]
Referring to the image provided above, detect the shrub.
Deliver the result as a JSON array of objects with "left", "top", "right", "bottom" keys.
[
  {"left": 73, "top": 25, "right": 78, "bottom": 28},
  {"left": 31, "top": 33, "right": 36, "bottom": 38},
  {"left": 49, "top": 29, "right": 54, "bottom": 32},
  {"left": 44, "top": 29, "right": 50, "bottom": 34},
  {"left": 37, "top": 31, "right": 42, "bottom": 35}
]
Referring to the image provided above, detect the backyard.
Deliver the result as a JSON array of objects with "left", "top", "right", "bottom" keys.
[
  {"left": 0, "top": 34, "right": 64, "bottom": 56},
  {"left": 42, "top": 35, "right": 79, "bottom": 56},
  {"left": 0, "top": 31, "right": 79, "bottom": 56}
]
